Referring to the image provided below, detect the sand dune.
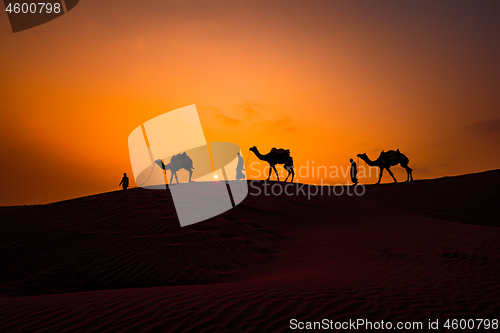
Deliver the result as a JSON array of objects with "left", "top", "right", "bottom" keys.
[
  {"left": 1, "top": 171, "right": 500, "bottom": 331},
  {"left": 363, "top": 169, "right": 500, "bottom": 227}
]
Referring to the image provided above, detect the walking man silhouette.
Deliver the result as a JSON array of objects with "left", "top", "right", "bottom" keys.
[
  {"left": 350, "top": 158, "right": 358, "bottom": 185},
  {"left": 119, "top": 173, "right": 129, "bottom": 190},
  {"left": 236, "top": 152, "right": 246, "bottom": 180}
]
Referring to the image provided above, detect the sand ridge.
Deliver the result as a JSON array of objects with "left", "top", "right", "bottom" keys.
[{"left": 1, "top": 171, "right": 499, "bottom": 331}]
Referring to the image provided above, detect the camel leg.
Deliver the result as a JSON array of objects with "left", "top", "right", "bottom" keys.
[
  {"left": 272, "top": 165, "right": 279, "bottom": 182},
  {"left": 266, "top": 165, "right": 273, "bottom": 181},
  {"left": 401, "top": 164, "right": 409, "bottom": 182},
  {"left": 284, "top": 167, "right": 290, "bottom": 182},
  {"left": 376, "top": 168, "right": 384, "bottom": 184},
  {"left": 284, "top": 167, "right": 295, "bottom": 182},
  {"left": 174, "top": 172, "right": 179, "bottom": 184},
  {"left": 387, "top": 167, "right": 397, "bottom": 183},
  {"left": 188, "top": 168, "right": 193, "bottom": 182},
  {"left": 407, "top": 166, "right": 413, "bottom": 181},
  {"left": 170, "top": 172, "right": 174, "bottom": 184},
  {"left": 401, "top": 163, "right": 413, "bottom": 182}
]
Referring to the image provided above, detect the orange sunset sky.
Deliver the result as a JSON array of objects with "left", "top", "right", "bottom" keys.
[{"left": 1, "top": 0, "right": 499, "bottom": 205}]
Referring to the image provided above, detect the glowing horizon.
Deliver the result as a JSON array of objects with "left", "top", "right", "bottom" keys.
[{"left": 1, "top": 0, "right": 499, "bottom": 205}]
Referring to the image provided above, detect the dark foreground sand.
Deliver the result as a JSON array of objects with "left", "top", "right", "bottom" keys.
[{"left": 1, "top": 170, "right": 499, "bottom": 332}]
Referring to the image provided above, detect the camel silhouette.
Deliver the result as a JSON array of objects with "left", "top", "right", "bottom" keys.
[
  {"left": 155, "top": 152, "right": 194, "bottom": 184},
  {"left": 357, "top": 149, "right": 413, "bottom": 184},
  {"left": 249, "top": 146, "right": 295, "bottom": 182}
]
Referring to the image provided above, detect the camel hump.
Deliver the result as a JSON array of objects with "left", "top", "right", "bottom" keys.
[
  {"left": 379, "top": 149, "right": 406, "bottom": 163},
  {"left": 379, "top": 150, "right": 399, "bottom": 157},
  {"left": 270, "top": 148, "right": 290, "bottom": 156},
  {"left": 171, "top": 152, "right": 191, "bottom": 164}
]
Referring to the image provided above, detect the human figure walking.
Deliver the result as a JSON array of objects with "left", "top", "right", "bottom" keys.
[
  {"left": 119, "top": 173, "right": 129, "bottom": 190},
  {"left": 236, "top": 152, "right": 246, "bottom": 180},
  {"left": 350, "top": 158, "right": 358, "bottom": 185}
]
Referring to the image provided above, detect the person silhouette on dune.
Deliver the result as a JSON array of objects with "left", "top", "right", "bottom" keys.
[
  {"left": 350, "top": 158, "right": 358, "bottom": 185},
  {"left": 119, "top": 173, "right": 129, "bottom": 190},
  {"left": 236, "top": 152, "right": 246, "bottom": 180}
]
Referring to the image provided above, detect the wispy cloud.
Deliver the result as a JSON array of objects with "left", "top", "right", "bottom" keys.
[
  {"left": 206, "top": 103, "right": 295, "bottom": 132},
  {"left": 252, "top": 116, "right": 296, "bottom": 133},
  {"left": 205, "top": 106, "right": 242, "bottom": 127},
  {"left": 411, "top": 163, "right": 449, "bottom": 177},
  {"left": 237, "top": 102, "right": 260, "bottom": 119},
  {"left": 215, "top": 114, "right": 242, "bottom": 127},
  {"left": 204, "top": 106, "right": 221, "bottom": 113},
  {"left": 461, "top": 118, "right": 500, "bottom": 136}
]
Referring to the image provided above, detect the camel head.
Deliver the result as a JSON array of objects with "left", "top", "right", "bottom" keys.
[
  {"left": 249, "top": 146, "right": 257, "bottom": 152},
  {"left": 154, "top": 159, "right": 170, "bottom": 170},
  {"left": 357, "top": 153, "right": 367, "bottom": 159}
]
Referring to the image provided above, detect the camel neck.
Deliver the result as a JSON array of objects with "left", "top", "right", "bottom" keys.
[
  {"left": 362, "top": 157, "right": 377, "bottom": 166},
  {"left": 252, "top": 149, "right": 267, "bottom": 160}
]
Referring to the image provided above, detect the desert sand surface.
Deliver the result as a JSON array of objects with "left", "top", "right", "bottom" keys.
[{"left": 1, "top": 170, "right": 499, "bottom": 332}]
